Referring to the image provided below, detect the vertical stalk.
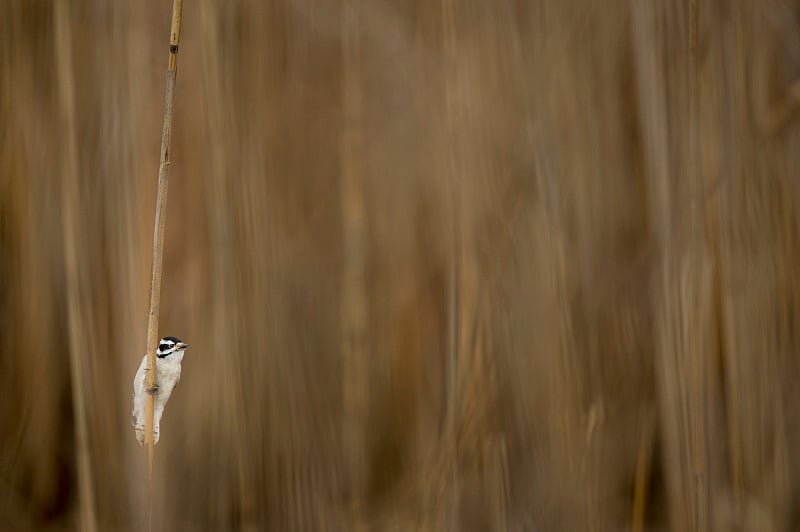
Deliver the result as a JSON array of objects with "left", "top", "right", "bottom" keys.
[
  {"left": 441, "top": 0, "right": 461, "bottom": 529},
  {"left": 340, "top": 1, "right": 369, "bottom": 529},
  {"left": 54, "top": 2, "right": 98, "bottom": 530},
  {"left": 144, "top": 0, "right": 184, "bottom": 478}
]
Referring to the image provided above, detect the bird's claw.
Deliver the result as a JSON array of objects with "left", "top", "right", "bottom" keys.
[{"left": 146, "top": 384, "right": 160, "bottom": 395}]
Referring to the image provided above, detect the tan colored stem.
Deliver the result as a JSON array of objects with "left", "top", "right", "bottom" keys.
[
  {"left": 340, "top": 3, "right": 369, "bottom": 528},
  {"left": 144, "top": 0, "right": 184, "bottom": 479},
  {"left": 54, "top": 2, "right": 98, "bottom": 530},
  {"left": 632, "top": 410, "right": 655, "bottom": 532}
]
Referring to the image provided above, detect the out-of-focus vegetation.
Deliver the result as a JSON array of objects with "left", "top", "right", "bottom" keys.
[{"left": 3, "top": 1, "right": 800, "bottom": 530}]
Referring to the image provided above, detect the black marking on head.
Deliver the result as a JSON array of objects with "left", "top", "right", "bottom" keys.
[{"left": 156, "top": 336, "right": 180, "bottom": 358}]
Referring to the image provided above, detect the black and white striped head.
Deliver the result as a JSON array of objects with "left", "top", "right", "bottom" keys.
[{"left": 156, "top": 336, "right": 190, "bottom": 358}]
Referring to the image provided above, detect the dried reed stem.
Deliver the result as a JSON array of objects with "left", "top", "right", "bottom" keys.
[
  {"left": 440, "top": 0, "right": 463, "bottom": 528},
  {"left": 340, "top": 2, "right": 369, "bottom": 528},
  {"left": 631, "top": 410, "right": 655, "bottom": 532},
  {"left": 144, "top": 0, "right": 184, "bottom": 478},
  {"left": 54, "top": 2, "right": 98, "bottom": 530}
]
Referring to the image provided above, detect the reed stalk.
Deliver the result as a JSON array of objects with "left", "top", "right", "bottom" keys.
[
  {"left": 54, "top": 2, "right": 98, "bottom": 530},
  {"left": 340, "top": 3, "right": 369, "bottom": 526},
  {"left": 143, "top": 0, "right": 184, "bottom": 481}
]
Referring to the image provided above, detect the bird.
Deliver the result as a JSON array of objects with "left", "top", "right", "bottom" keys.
[{"left": 132, "top": 336, "right": 190, "bottom": 445}]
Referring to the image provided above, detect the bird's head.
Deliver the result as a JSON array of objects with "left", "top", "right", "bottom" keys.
[{"left": 156, "top": 336, "right": 190, "bottom": 358}]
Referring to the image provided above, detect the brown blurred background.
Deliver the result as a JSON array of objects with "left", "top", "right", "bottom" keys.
[{"left": 3, "top": 1, "right": 800, "bottom": 530}]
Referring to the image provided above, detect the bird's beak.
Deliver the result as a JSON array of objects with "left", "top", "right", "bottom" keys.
[{"left": 177, "top": 342, "right": 190, "bottom": 350}]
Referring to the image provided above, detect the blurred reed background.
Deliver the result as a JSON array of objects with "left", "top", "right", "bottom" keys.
[{"left": 3, "top": 1, "right": 800, "bottom": 530}]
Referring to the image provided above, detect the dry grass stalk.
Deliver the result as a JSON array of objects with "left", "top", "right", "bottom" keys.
[
  {"left": 438, "top": 0, "right": 462, "bottom": 528},
  {"left": 143, "top": 0, "right": 184, "bottom": 479},
  {"left": 631, "top": 409, "right": 655, "bottom": 532},
  {"left": 340, "top": 1, "right": 370, "bottom": 528},
  {"left": 54, "top": 2, "right": 98, "bottom": 530}
]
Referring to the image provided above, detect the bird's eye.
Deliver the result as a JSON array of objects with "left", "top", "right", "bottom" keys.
[{"left": 159, "top": 344, "right": 171, "bottom": 352}]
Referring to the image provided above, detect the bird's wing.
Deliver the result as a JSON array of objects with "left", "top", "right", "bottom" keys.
[
  {"left": 133, "top": 355, "right": 147, "bottom": 396},
  {"left": 132, "top": 355, "right": 148, "bottom": 426}
]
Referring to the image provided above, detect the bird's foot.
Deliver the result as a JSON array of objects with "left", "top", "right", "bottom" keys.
[{"left": 146, "top": 384, "right": 160, "bottom": 395}]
